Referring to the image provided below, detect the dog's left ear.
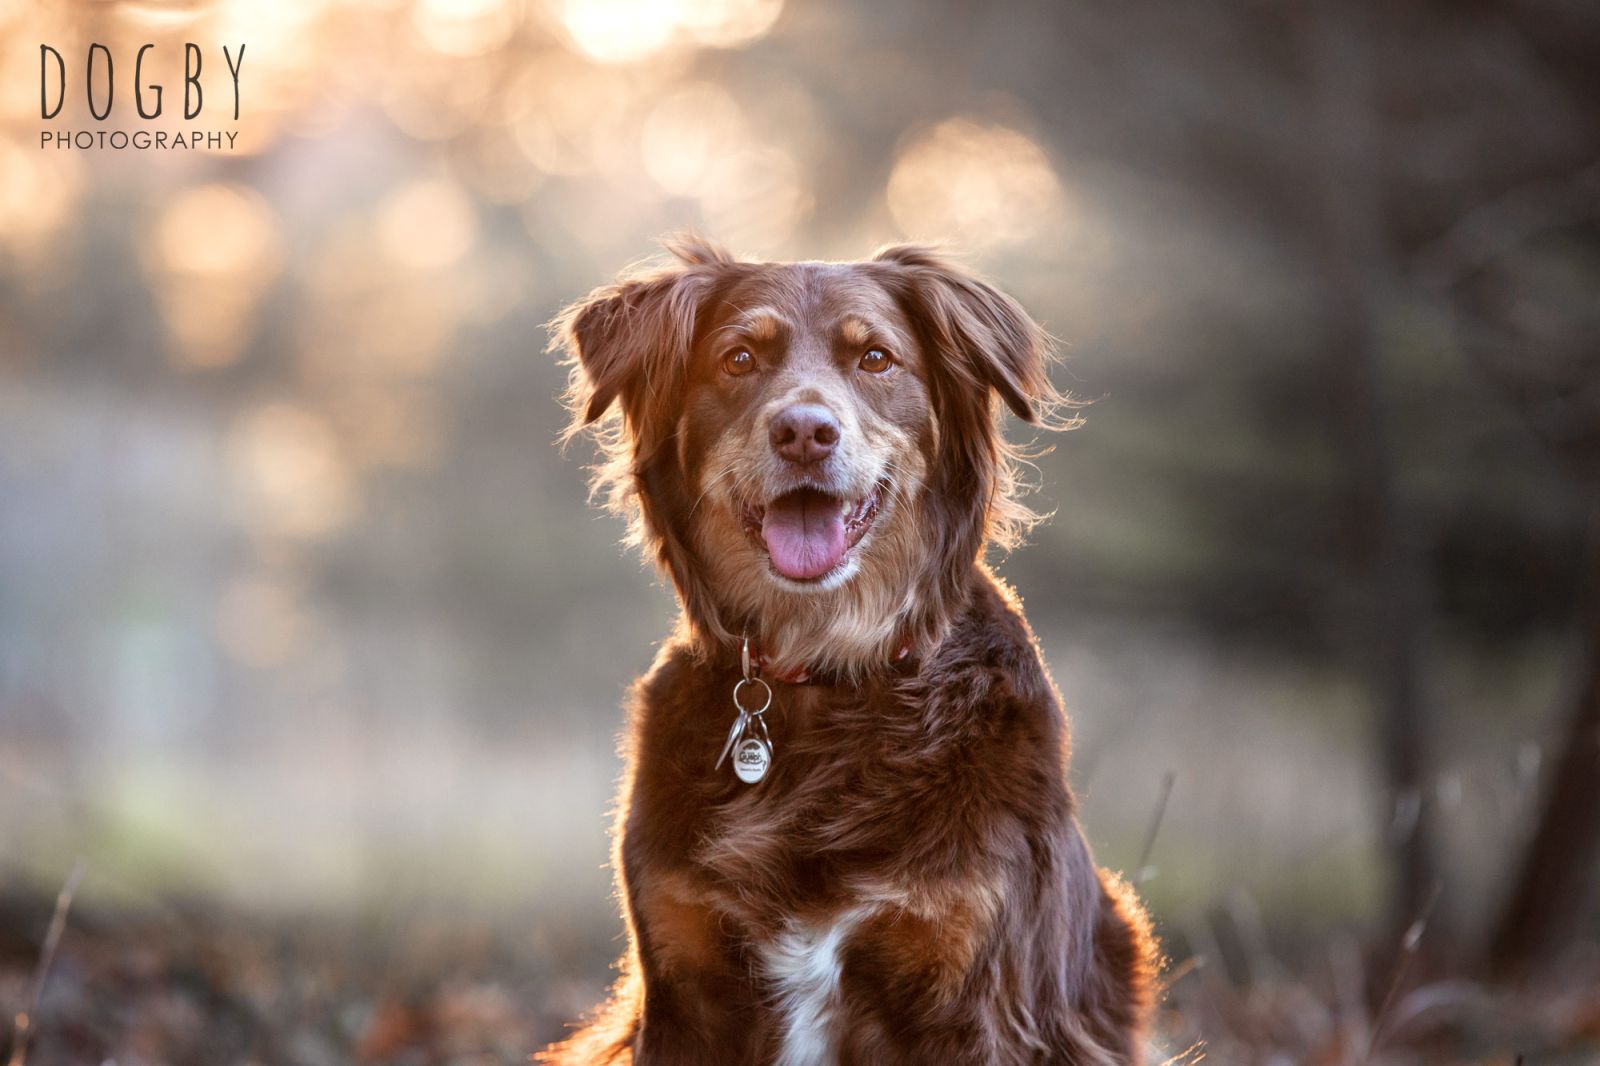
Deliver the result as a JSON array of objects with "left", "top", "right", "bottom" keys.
[
  {"left": 553, "top": 234, "right": 731, "bottom": 432},
  {"left": 872, "top": 244, "right": 1051, "bottom": 422}
]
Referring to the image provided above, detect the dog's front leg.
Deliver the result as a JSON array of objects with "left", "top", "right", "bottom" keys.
[
  {"left": 835, "top": 868, "right": 1145, "bottom": 1066},
  {"left": 625, "top": 867, "right": 767, "bottom": 1065}
]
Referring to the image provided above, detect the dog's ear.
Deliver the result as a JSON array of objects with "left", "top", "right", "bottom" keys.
[
  {"left": 872, "top": 244, "right": 1051, "bottom": 423},
  {"left": 553, "top": 234, "right": 732, "bottom": 431}
]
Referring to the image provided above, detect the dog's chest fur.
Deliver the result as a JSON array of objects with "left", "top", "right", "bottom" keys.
[
  {"left": 624, "top": 582, "right": 1062, "bottom": 1057},
  {"left": 755, "top": 906, "right": 869, "bottom": 1066},
  {"left": 565, "top": 575, "right": 1158, "bottom": 1066},
  {"left": 696, "top": 689, "right": 916, "bottom": 1064},
  {"left": 668, "top": 677, "right": 993, "bottom": 913},
  {"left": 671, "top": 686, "right": 956, "bottom": 1066}
]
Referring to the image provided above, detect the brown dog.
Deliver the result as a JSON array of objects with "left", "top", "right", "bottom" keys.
[{"left": 540, "top": 237, "right": 1157, "bottom": 1065}]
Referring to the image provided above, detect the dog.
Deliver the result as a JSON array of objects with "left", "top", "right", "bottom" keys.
[{"left": 540, "top": 236, "right": 1157, "bottom": 1065}]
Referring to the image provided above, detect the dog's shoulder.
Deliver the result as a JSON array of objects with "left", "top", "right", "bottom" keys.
[
  {"left": 625, "top": 637, "right": 724, "bottom": 755},
  {"left": 911, "top": 567, "right": 1064, "bottom": 730}
]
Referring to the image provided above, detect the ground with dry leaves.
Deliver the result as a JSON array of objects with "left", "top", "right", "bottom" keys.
[{"left": 1, "top": 893, "right": 1597, "bottom": 1066}]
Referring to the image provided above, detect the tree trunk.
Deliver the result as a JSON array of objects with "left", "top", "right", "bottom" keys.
[
  {"left": 1490, "top": 504, "right": 1600, "bottom": 980},
  {"left": 1302, "top": 0, "right": 1442, "bottom": 946}
]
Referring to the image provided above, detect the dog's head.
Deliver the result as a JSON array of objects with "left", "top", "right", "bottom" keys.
[{"left": 554, "top": 235, "right": 1068, "bottom": 676}]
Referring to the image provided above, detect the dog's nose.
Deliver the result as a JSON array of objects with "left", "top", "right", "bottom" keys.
[{"left": 769, "top": 404, "right": 840, "bottom": 465}]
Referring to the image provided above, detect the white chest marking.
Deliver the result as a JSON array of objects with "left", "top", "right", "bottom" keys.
[{"left": 759, "top": 908, "right": 869, "bottom": 1066}]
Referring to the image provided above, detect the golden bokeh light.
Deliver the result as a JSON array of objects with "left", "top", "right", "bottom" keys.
[
  {"left": 0, "top": 142, "right": 82, "bottom": 259},
  {"left": 0, "top": 0, "right": 58, "bottom": 34},
  {"left": 411, "top": 0, "right": 521, "bottom": 56},
  {"left": 156, "top": 183, "right": 280, "bottom": 278},
  {"left": 213, "top": 0, "right": 334, "bottom": 38},
  {"left": 504, "top": 51, "right": 640, "bottom": 176},
  {"left": 640, "top": 81, "right": 746, "bottom": 196},
  {"left": 700, "top": 143, "right": 809, "bottom": 251},
  {"left": 208, "top": 0, "right": 343, "bottom": 153},
  {"left": 102, "top": 2, "right": 216, "bottom": 29},
  {"left": 378, "top": 177, "right": 480, "bottom": 270},
  {"left": 226, "top": 401, "right": 359, "bottom": 540},
  {"left": 555, "top": 0, "right": 782, "bottom": 63},
  {"left": 381, "top": 44, "right": 497, "bottom": 141},
  {"left": 518, "top": 176, "right": 658, "bottom": 250},
  {"left": 146, "top": 183, "right": 284, "bottom": 369},
  {"left": 674, "top": 0, "right": 780, "bottom": 48},
  {"left": 299, "top": 221, "right": 462, "bottom": 379},
  {"left": 887, "top": 117, "right": 1065, "bottom": 248},
  {"left": 556, "top": 0, "right": 682, "bottom": 63}
]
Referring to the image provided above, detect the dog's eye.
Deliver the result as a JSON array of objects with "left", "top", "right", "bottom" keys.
[
  {"left": 722, "top": 349, "right": 756, "bottom": 376},
  {"left": 858, "top": 348, "right": 893, "bottom": 374}
]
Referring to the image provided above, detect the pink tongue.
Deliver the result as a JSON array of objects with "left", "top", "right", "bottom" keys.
[{"left": 761, "top": 489, "right": 848, "bottom": 580}]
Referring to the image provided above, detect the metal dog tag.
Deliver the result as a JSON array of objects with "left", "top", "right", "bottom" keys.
[
  {"left": 733, "top": 736, "right": 771, "bottom": 784},
  {"left": 716, "top": 636, "right": 775, "bottom": 785}
]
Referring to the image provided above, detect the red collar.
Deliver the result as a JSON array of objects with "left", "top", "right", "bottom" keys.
[{"left": 751, "top": 642, "right": 913, "bottom": 685}]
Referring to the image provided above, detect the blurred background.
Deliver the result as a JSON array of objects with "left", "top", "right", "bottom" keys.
[{"left": 1, "top": 0, "right": 1598, "bottom": 1062}]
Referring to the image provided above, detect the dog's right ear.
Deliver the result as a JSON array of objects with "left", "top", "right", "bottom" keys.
[{"left": 552, "top": 235, "right": 731, "bottom": 433}]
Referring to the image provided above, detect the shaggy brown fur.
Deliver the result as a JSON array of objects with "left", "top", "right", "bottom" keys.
[{"left": 541, "top": 236, "right": 1157, "bottom": 1065}]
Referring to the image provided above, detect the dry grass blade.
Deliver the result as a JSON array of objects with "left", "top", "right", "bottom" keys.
[
  {"left": 1159, "top": 954, "right": 1203, "bottom": 994},
  {"left": 7, "top": 858, "right": 87, "bottom": 1066},
  {"left": 1135, "top": 771, "right": 1176, "bottom": 889},
  {"left": 1361, "top": 880, "right": 1442, "bottom": 1064}
]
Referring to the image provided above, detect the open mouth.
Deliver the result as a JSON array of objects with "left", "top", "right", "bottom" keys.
[{"left": 741, "top": 482, "right": 885, "bottom": 583}]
